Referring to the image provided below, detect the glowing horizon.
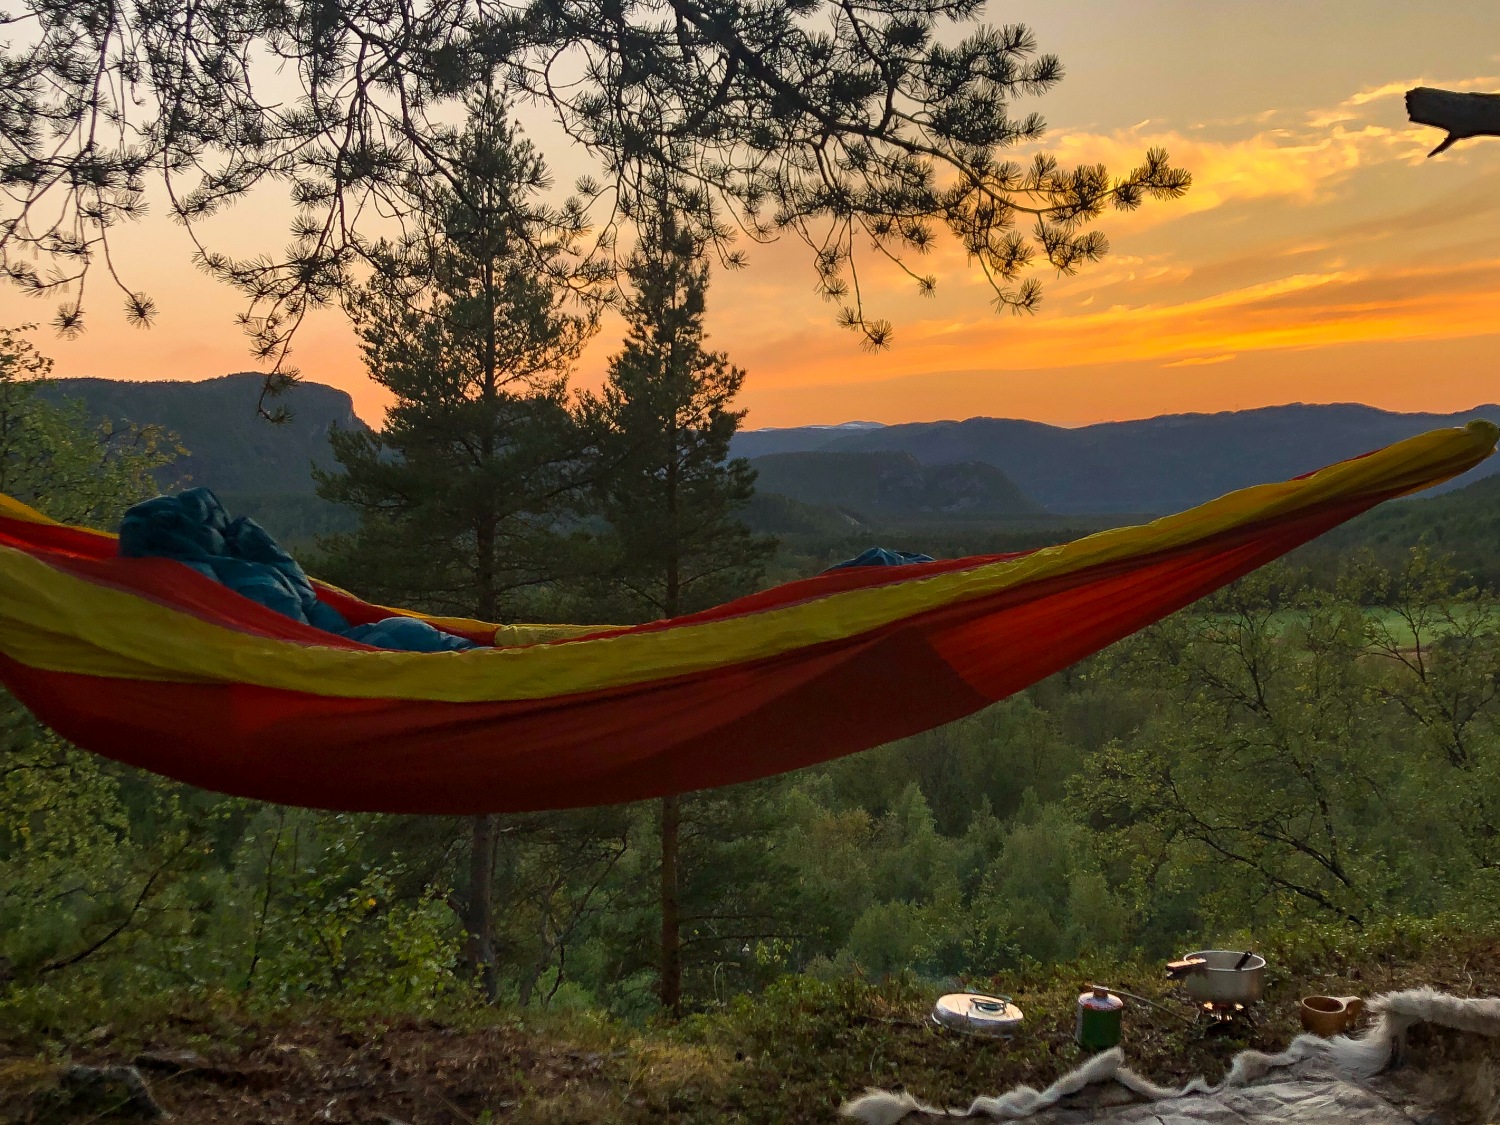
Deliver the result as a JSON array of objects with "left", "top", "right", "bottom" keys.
[{"left": 3, "top": 2, "right": 1498, "bottom": 431}]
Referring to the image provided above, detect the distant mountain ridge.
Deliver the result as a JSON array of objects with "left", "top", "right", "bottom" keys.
[
  {"left": 39, "top": 376, "right": 1499, "bottom": 519},
  {"left": 733, "top": 421, "right": 886, "bottom": 457},
  {"left": 732, "top": 403, "right": 1500, "bottom": 513},
  {"left": 748, "top": 450, "right": 1043, "bottom": 518},
  {"left": 40, "top": 373, "right": 369, "bottom": 494}
]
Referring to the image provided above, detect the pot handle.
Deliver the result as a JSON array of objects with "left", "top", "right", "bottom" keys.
[{"left": 1165, "top": 957, "right": 1207, "bottom": 979}]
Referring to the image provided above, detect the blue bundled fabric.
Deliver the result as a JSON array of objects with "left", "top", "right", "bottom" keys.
[
  {"left": 119, "top": 489, "right": 478, "bottom": 652},
  {"left": 822, "top": 547, "right": 936, "bottom": 573},
  {"left": 342, "top": 616, "right": 480, "bottom": 653}
]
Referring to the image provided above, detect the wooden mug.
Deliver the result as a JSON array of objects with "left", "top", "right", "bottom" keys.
[{"left": 1300, "top": 994, "right": 1363, "bottom": 1036}]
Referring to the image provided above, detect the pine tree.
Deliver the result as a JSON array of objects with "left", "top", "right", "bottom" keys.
[
  {"left": 582, "top": 206, "right": 775, "bottom": 1014},
  {"left": 316, "top": 95, "right": 599, "bottom": 1001},
  {"left": 10, "top": 0, "right": 1191, "bottom": 367}
]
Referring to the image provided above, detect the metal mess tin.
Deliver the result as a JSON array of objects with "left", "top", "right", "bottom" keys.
[
  {"left": 1170, "top": 949, "right": 1265, "bottom": 1005},
  {"left": 931, "top": 993, "right": 1024, "bottom": 1037}
]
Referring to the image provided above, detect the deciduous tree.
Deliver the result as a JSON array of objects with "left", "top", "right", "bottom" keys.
[{"left": 0, "top": 326, "right": 194, "bottom": 985}]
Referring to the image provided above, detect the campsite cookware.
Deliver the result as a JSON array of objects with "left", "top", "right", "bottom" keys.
[
  {"left": 1300, "top": 995, "right": 1363, "bottom": 1036},
  {"left": 1167, "top": 950, "right": 1265, "bottom": 1004},
  {"left": 1075, "top": 987, "right": 1124, "bottom": 1050},
  {"left": 931, "top": 993, "right": 1024, "bottom": 1037}
]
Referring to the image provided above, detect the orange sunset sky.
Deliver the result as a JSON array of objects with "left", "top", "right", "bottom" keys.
[{"left": 3, "top": 1, "right": 1499, "bottom": 429}]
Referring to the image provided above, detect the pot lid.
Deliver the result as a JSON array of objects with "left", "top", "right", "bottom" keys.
[{"left": 932, "top": 993, "right": 1024, "bottom": 1037}]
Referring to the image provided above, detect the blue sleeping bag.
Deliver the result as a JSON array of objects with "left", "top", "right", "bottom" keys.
[
  {"left": 118, "top": 489, "right": 478, "bottom": 652},
  {"left": 822, "top": 547, "right": 935, "bottom": 573}
]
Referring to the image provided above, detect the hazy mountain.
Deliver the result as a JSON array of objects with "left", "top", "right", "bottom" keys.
[
  {"left": 732, "top": 421, "right": 886, "bottom": 458},
  {"left": 41, "top": 372, "right": 370, "bottom": 494},
  {"left": 749, "top": 450, "right": 1044, "bottom": 517},
  {"left": 41, "top": 375, "right": 1499, "bottom": 527},
  {"left": 732, "top": 404, "right": 1500, "bottom": 514}
]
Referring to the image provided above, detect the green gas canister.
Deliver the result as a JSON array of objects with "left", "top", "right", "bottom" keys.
[{"left": 1076, "top": 987, "right": 1124, "bottom": 1050}]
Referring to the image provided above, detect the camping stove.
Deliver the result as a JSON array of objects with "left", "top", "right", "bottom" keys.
[{"left": 1198, "top": 1000, "right": 1257, "bottom": 1034}]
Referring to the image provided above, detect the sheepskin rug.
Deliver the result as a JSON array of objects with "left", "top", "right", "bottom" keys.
[{"left": 842, "top": 989, "right": 1500, "bottom": 1124}]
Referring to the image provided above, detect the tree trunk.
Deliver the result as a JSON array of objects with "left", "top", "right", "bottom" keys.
[
  {"left": 466, "top": 813, "right": 500, "bottom": 1002},
  {"left": 1406, "top": 87, "right": 1500, "bottom": 156},
  {"left": 464, "top": 508, "right": 502, "bottom": 1003},
  {"left": 658, "top": 792, "right": 683, "bottom": 1016},
  {"left": 656, "top": 397, "right": 687, "bottom": 1017}
]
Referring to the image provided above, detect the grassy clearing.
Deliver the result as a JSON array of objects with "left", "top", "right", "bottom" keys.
[
  {"left": 1198, "top": 605, "right": 1499, "bottom": 649},
  {"left": 3, "top": 916, "right": 1498, "bottom": 1123}
]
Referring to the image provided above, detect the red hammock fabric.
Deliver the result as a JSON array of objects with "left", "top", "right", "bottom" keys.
[{"left": 0, "top": 421, "right": 1493, "bottom": 814}]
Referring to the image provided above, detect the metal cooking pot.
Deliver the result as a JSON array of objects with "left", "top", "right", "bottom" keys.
[{"left": 1171, "top": 949, "right": 1265, "bottom": 1004}]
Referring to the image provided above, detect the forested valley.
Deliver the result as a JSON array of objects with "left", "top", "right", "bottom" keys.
[{"left": 4, "top": 309, "right": 1497, "bottom": 1029}]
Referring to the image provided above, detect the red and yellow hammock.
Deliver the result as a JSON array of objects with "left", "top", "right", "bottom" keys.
[{"left": 0, "top": 421, "right": 1493, "bottom": 815}]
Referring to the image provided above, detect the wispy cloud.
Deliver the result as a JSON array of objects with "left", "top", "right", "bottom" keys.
[
  {"left": 729, "top": 257, "right": 1500, "bottom": 392},
  {"left": 1044, "top": 126, "right": 1373, "bottom": 214},
  {"left": 1040, "top": 75, "right": 1496, "bottom": 228},
  {"left": 1163, "top": 353, "right": 1237, "bottom": 368},
  {"left": 947, "top": 258, "right": 1500, "bottom": 369},
  {"left": 1309, "top": 75, "right": 1500, "bottom": 127}
]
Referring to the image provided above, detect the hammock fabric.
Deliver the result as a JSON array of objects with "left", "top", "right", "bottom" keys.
[{"left": 0, "top": 421, "right": 1493, "bottom": 815}]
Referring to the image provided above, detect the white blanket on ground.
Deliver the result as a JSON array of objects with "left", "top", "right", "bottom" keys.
[{"left": 841, "top": 988, "right": 1500, "bottom": 1125}]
